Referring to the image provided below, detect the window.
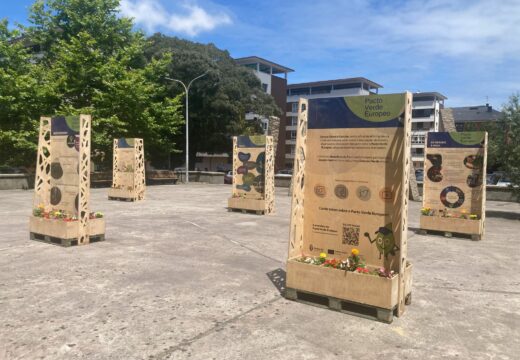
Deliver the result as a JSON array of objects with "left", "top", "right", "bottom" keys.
[
  {"left": 289, "top": 87, "right": 310, "bottom": 95},
  {"left": 412, "top": 109, "right": 433, "bottom": 118},
  {"left": 414, "top": 96, "right": 434, "bottom": 102},
  {"left": 288, "top": 130, "right": 297, "bottom": 140},
  {"left": 291, "top": 103, "right": 298, "bottom": 113},
  {"left": 291, "top": 116, "right": 298, "bottom": 126},
  {"left": 333, "top": 83, "right": 361, "bottom": 90},
  {"left": 310, "top": 85, "right": 331, "bottom": 94},
  {"left": 261, "top": 83, "right": 268, "bottom": 92}
]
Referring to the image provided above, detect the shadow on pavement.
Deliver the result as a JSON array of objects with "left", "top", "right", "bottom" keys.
[{"left": 266, "top": 268, "right": 286, "bottom": 296}]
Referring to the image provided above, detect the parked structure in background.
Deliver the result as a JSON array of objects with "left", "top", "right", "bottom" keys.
[
  {"left": 235, "top": 56, "right": 293, "bottom": 171},
  {"left": 444, "top": 104, "right": 502, "bottom": 132},
  {"left": 284, "top": 77, "right": 382, "bottom": 169},
  {"left": 194, "top": 152, "right": 231, "bottom": 172},
  {"left": 410, "top": 92, "right": 447, "bottom": 170}
]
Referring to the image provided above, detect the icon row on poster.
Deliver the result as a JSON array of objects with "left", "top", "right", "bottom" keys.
[{"left": 314, "top": 184, "right": 394, "bottom": 202}]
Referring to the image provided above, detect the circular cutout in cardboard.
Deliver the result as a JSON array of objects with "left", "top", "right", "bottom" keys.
[
  {"left": 50, "top": 186, "right": 62, "bottom": 205},
  {"left": 440, "top": 186, "right": 465, "bottom": 208},
  {"left": 50, "top": 162, "right": 63, "bottom": 179}
]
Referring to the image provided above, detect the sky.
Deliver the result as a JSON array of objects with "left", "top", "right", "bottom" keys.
[{"left": 2, "top": 0, "right": 519, "bottom": 109}]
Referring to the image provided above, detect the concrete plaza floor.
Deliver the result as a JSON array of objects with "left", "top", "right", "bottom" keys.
[{"left": 0, "top": 184, "right": 519, "bottom": 360}]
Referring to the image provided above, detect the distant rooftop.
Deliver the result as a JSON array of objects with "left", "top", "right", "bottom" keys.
[
  {"left": 235, "top": 56, "right": 294, "bottom": 74},
  {"left": 288, "top": 77, "right": 382, "bottom": 89},
  {"left": 448, "top": 104, "right": 502, "bottom": 122},
  {"left": 413, "top": 92, "right": 447, "bottom": 100}
]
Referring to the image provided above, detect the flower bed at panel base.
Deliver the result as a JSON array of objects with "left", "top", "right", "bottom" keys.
[
  {"left": 421, "top": 207, "right": 479, "bottom": 220},
  {"left": 294, "top": 249, "right": 396, "bottom": 278},
  {"left": 33, "top": 204, "right": 103, "bottom": 221}
]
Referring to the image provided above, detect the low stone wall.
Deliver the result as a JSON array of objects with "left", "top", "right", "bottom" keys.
[
  {"left": 275, "top": 174, "right": 292, "bottom": 188},
  {"left": 176, "top": 171, "right": 224, "bottom": 185},
  {"left": 0, "top": 174, "right": 34, "bottom": 190}
]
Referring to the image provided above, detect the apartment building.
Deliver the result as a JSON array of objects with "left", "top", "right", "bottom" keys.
[
  {"left": 235, "top": 56, "right": 294, "bottom": 170},
  {"left": 410, "top": 92, "right": 447, "bottom": 170},
  {"left": 284, "top": 78, "right": 382, "bottom": 169}
]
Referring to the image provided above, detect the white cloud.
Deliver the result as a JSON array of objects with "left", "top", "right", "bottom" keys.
[{"left": 120, "top": 0, "right": 231, "bottom": 36}]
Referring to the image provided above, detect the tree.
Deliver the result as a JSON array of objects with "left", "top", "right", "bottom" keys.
[
  {"left": 493, "top": 93, "right": 520, "bottom": 191},
  {"left": 1, "top": 0, "right": 184, "bottom": 168},
  {"left": 0, "top": 20, "right": 48, "bottom": 167},
  {"left": 144, "top": 34, "right": 281, "bottom": 168}
]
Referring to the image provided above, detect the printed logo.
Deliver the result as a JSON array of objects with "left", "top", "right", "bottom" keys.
[
  {"left": 356, "top": 186, "right": 371, "bottom": 201},
  {"left": 379, "top": 187, "right": 394, "bottom": 202},
  {"left": 314, "top": 184, "right": 327, "bottom": 198},
  {"left": 334, "top": 184, "right": 348, "bottom": 199}
]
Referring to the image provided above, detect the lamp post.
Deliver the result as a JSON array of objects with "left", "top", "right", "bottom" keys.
[{"left": 166, "top": 71, "right": 208, "bottom": 184}]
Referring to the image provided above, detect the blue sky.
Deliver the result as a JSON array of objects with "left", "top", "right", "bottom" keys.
[{"left": 2, "top": 0, "right": 519, "bottom": 109}]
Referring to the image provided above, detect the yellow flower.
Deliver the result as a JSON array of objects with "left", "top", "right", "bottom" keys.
[
  {"left": 351, "top": 248, "right": 360, "bottom": 256},
  {"left": 319, "top": 252, "right": 327, "bottom": 259}
]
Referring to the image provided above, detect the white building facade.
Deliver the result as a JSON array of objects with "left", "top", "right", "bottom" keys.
[{"left": 410, "top": 92, "right": 447, "bottom": 171}]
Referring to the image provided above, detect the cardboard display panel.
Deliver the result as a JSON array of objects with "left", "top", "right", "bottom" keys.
[
  {"left": 228, "top": 135, "right": 274, "bottom": 214},
  {"left": 286, "top": 93, "right": 413, "bottom": 317},
  {"left": 420, "top": 131, "right": 487, "bottom": 239},
  {"left": 31, "top": 115, "right": 104, "bottom": 246},
  {"left": 108, "top": 138, "right": 145, "bottom": 201}
]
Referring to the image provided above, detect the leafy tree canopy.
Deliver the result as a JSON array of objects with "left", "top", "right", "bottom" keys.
[{"left": 144, "top": 34, "right": 281, "bottom": 166}]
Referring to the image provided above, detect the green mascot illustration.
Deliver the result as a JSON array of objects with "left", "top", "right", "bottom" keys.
[{"left": 363, "top": 223, "right": 399, "bottom": 259}]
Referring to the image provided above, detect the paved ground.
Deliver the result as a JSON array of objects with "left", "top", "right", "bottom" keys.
[{"left": 0, "top": 184, "right": 519, "bottom": 360}]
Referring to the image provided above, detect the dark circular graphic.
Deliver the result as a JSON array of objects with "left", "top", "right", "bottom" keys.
[
  {"left": 426, "top": 154, "right": 442, "bottom": 167},
  {"left": 466, "top": 173, "right": 482, "bottom": 188},
  {"left": 50, "top": 186, "right": 62, "bottom": 205},
  {"left": 74, "top": 135, "right": 80, "bottom": 151},
  {"left": 50, "top": 162, "right": 63, "bottom": 180},
  {"left": 314, "top": 184, "right": 326, "bottom": 198},
  {"left": 427, "top": 166, "right": 443, "bottom": 182},
  {"left": 356, "top": 186, "right": 371, "bottom": 201},
  {"left": 334, "top": 184, "right": 348, "bottom": 199},
  {"left": 440, "top": 186, "right": 465, "bottom": 208},
  {"left": 66, "top": 135, "right": 76, "bottom": 148},
  {"left": 464, "top": 155, "right": 483, "bottom": 170}
]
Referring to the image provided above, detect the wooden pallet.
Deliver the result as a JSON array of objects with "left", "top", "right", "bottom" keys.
[
  {"left": 227, "top": 207, "right": 264, "bottom": 215},
  {"left": 285, "top": 287, "right": 411, "bottom": 323},
  {"left": 417, "top": 229, "right": 481, "bottom": 241},
  {"left": 108, "top": 196, "right": 137, "bottom": 202},
  {"left": 30, "top": 232, "right": 105, "bottom": 247}
]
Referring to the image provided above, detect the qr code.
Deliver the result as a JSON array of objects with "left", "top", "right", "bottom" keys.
[{"left": 342, "top": 224, "right": 360, "bottom": 245}]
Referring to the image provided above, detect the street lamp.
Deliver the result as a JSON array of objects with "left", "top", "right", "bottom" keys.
[{"left": 166, "top": 71, "right": 208, "bottom": 184}]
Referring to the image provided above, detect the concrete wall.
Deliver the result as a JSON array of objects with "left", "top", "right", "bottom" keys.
[
  {"left": 176, "top": 171, "right": 224, "bottom": 185},
  {"left": 0, "top": 174, "right": 34, "bottom": 190}
]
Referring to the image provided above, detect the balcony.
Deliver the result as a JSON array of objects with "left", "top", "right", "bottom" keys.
[
  {"left": 285, "top": 153, "right": 295, "bottom": 159},
  {"left": 285, "top": 139, "right": 296, "bottom": 145},
  {"left": 286, "top": 125, "right": 297, "bottom": 131},
  {"left": 411, "top": 155, "right": 424, "bottom": 162},
  {"left": 412, "top": 116, "right": 434, "bottom": 122},
  {"left": 412, "top": 100, "right": 435, "bottom": 109}
]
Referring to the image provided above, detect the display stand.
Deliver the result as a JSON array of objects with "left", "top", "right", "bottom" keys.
[
  {"left": 419, "top": 132, "right": 487, "bottom": 240},
  {"left": 108, "top": 138, "right": 145, "bottom": 201},
  {"left": 29, "top": 115, "right": 105, "bottom": 246},
  {"left": 227, "top": 135, "right": 274, "bottom": 215},
  {"left": 285, "top": 93, "right": 413, "bottom": 322}
]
